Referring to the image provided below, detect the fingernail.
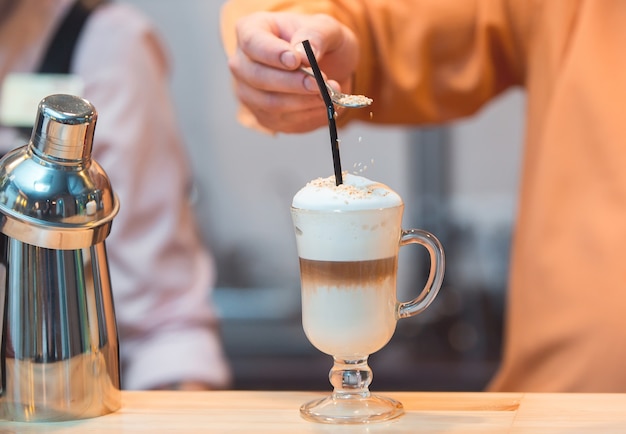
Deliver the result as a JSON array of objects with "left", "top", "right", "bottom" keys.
[{"left": 280, "top": 51, "right": 298, "bottom": 69}]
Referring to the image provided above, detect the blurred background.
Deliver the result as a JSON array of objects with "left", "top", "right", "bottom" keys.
[{"left": 124, "top": 0, "right": 525, "bottom": 392}]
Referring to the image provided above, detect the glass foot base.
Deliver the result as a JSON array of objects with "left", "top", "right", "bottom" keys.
[{"left": 300, "top": 394, "right": 404, "bottom": 424}]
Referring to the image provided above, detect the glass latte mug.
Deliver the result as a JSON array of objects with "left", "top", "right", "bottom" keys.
[{"left": 291, "top": 174, "right": 445, "bottom": 424}]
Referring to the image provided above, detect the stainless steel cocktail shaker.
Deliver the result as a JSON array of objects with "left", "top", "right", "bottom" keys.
[{"left": 0, "top": 94, "right": 121, "bottom": 421}]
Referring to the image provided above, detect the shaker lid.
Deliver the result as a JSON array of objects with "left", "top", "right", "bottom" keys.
[
  {"left": 0, "top": 94, "right": 118, "bottom": 249},
  {"left": 31, "top": 94, "right": 97, "bottom": 161}
]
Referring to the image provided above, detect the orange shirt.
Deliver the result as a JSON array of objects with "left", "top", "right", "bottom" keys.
[{"left": 222, "top": 0, "right": 626, "bottom": 392}]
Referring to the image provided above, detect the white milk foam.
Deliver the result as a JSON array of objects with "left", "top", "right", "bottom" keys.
[
  {"left": 291, "top": 174, "right": 403, "bottom": 261},
  {"left": 292, "top": 173, "right": 402, "bottom": 211}
]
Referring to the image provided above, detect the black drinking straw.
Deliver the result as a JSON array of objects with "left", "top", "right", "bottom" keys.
[{"left": 301, "top": 40, "right": 343, "bottom": 186}]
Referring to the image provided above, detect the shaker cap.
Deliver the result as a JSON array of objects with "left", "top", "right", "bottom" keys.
[
  {"left": 0, "top": 94, "right": 118, "bottom": 249},
  {"left": 31, "top": 94, "right": 97, "bottom": 161}
]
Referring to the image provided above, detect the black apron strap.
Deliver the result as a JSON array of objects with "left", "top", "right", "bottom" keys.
[{"left": 36, "top": 0, "right": 108, "bottom": 74}]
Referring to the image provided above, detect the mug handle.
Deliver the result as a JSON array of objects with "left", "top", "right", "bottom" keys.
[{"left": 397, "top": 229, "right": 445, "bottom": 319}]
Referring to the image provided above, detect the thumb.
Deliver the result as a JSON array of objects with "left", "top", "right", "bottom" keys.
[
  {"left": 288, "top": 14, "right": 356, "bottom": 77},
  {"left": 291, "top": 32, "right": 329, "bottom": 67},
  {"left": 294, "top": 39, "right": 321, "bottom": 69}
]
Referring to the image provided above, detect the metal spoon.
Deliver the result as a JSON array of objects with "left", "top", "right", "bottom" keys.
[{"left": 299, "top": 67, "right": 373, "bottom": 108}]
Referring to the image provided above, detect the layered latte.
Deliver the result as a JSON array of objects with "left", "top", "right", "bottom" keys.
[{"left": 291, "top": 174, "right": 403, "bottom": 359}]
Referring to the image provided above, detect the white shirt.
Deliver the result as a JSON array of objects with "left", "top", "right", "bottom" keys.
[{"left": 0, "top": 0, "right": 231, "bottom": 389}]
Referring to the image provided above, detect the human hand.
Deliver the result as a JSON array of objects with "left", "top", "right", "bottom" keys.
[{"left": 227, "top": 11, "right": 359, "bottom": 133}]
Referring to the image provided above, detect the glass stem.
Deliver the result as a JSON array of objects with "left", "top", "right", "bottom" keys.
[{"left": 329, "top": 357, "right": 372, "bottom": 399}]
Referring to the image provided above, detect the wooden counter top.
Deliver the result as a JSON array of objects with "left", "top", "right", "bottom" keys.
[{"left": 2, "top": 390, "right": 626, "bottom": 433}]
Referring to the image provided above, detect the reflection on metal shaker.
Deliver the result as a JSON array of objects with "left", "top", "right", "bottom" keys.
[{"left": 0, "top": 94, "right": 121, "bottom": 422}]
